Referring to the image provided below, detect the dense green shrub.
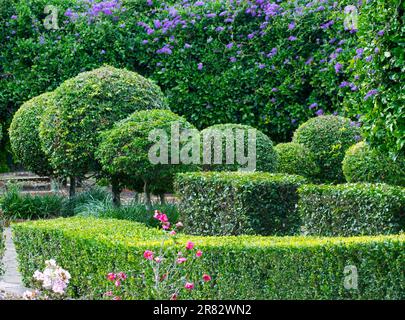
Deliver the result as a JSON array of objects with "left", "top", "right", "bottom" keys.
[
  {"left": 9, "top": 92, "right": 54, "bottom": 176},
  {"left": 298, "top": 183, "right": 405, "bottom": 236},
  {"left": 13, "top": 217, "right": 405, "bottom": 299},
  {"left": 96, "top": 109, "right": 198, "bottom": 207},
  {"left": 274, "top": 142, "right": 319, "bottom": 180},
  {"left": 39, "top": 65, "right": 168, "bottom": 179},
  {"left": 175, "top": 172, "right": 306, "bottom": 236},
  {"left": 292, "top": 115, "right": 361, "bottom": 183},
  {"left": 200, "top": 123, "right": 277, "bottom": 172},
  {"left": 343, "top": 0, "right": 404, "bottom": 157},
  {"left": 0, "top": 184, "right": 63, "bottom": 220},
  {"left": 342, "top": 142, "right": 405, "bottom": 186},
  {"left": 76, "top": 200, "right": 179, "bottom": 228},
  {"left": 2, "top": 0, "right": 399, "bottom": 147}
]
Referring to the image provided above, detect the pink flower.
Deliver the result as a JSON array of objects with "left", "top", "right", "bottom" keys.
[
  {"left": 177, "top": 257, "right": 187, "bottom": 264},
  {"left": 107, "top": 273, "right": 116, "bottom": 281},
  {"left": 104, "top": 291, "right": 113, "bottom": 296},
  {"left": 202, "top": 274, "right": 211, "bottom": 282},
  {"left": 115, "top": 280, "right": 121, "bottom": 287},
  {"left": 170, "top": 230, "right": 176, "bottom": 235},
  {"left": 184, "top": 282, "right": 194, "bottom": 290},
  {"left": 143, "top": 250, "right": 154, "bottom": 260},
  {"left": 175, "top": 222, "right": 184, "bottom": 228},
  {"left": 154, "top": 256, "right": 162, "bottom": 263},
  {"left": 162, "top": 222, "right": 170, "bottom": 230},
  {"left": 196, "top": 250, "right": 202, "bottom": 257},
  {"left": 185, "top": 241, "right": 195, "bottom": 250},
  {"left": 118, "top": 272, "right": 127, "bottom": 280}
]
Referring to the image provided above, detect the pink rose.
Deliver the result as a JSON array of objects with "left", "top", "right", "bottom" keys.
[
  {"left": 202, "top": 274, "right": 211, "bottom": 282},
  {"left": 118, "top": 272, "right": 127, "bottom": 280},
  {"left": 170, "top": 230, "right": 176, "bottom": 235},
  {"left": 162, "top": 222, "right": 170, "bottom": 230},
  {"left": 107, "top": 273, "right": 116, "bottom": 281},
  {"left": 143, "top": 250, "right": 154, "bottom": 260},
  {"left": 196, "top": 250, "right": 202, "bottom": 257},
  {"left": 184, "top": 282, "right": 194, "bottom": 290},
  {"left": 176, "top": 257, "right": 187, "bottom": 264},
  {"left": 185, "top": 241, "right": 195, "bottom": 250}
]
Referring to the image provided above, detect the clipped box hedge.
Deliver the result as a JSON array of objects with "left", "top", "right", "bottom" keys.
[
  {"left": 13, "top": 217, "right": 405, "bottom": 300},
  {"left": 298, "top": 183, "right": 405, "bottom": 236},
  {"left": 175, "top": 172, "right": 306, "bottom": 236}
]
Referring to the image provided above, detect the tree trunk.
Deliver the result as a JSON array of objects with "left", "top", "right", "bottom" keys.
[
  {"left": 112, "top": 177, "right": 121, "bottom": 207},
  {"left": 69, "top": 176, "right": 76, "bottom": 198},
  {"left": 144, "top": 181, "right": 152, "bottom": 211},
  {"left": 133, "top": 192, "right": 139, "bottom": 203},
  {"left": 50, "top": 177, "right": 60, "bottom": 192},
  {"left": 159, "top": 193, "right": 165, "bottom": 205}
]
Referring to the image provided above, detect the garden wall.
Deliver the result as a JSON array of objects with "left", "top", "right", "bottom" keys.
[{"left": 13, "top": 217, "right": 405, "bottom": 299}]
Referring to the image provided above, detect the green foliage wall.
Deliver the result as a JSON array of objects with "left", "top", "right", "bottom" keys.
[{"left": 1, "top": 0, "right": 402, "bottom": 156}]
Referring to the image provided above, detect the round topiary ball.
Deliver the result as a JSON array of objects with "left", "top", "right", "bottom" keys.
[
  {"left": 342, "top": 141, "right": 405, "bottom": 186},
  {"left": 96, "top": 109, "right": 198, "bottom": 191},
  {"left": 200, "top": 123, "right": 277, "bottom": 172},
  {"left": 40, "top": 65, "right": 168, "bottom": 177},
  {"left": 9, "top": 92, "right": 54, "bottom": 176},
  {"left": 274, "top": 142, "right": 319, "bottom": 180},
  {"left": 292, "top": 115, "right": 361, "bottom": 183}
]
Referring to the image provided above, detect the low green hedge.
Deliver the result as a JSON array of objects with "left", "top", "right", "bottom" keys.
[
  {"left": 175, "top": 172, "right": 306, "bottom": 236},
  {"left": 298, "top": 183, "right": 405, "bottom": 236},
  {"left": 13, "top": 217, "right": 405, "bottom": 300}
]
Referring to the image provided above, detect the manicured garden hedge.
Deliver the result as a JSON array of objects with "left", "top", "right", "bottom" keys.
[
  {"left": 298, "top": 183, "right": 405, "bottom": 236},
  {"left": 13, "top": 217, "right": 405, "bottom": 299},
  {"left": 175, "top": 172, "right": 306, "bottom": 236}
]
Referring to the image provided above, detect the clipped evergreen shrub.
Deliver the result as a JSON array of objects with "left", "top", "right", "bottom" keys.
[
  {"left": 274, "top": 142, "right": 319, "bottom": 180},
  {"left": 292, "top": 115, "right": 361, "bottom": 183},
  {"left": 298, "top": 183, "right": 405, "bottom": 236},
  {"left": 175, "top": 171, "right": 306, "bottom": 236},
  {"left": 342, "top": 142, "right": 405, "bottom": 186},
  {"left": 96, "top": 109, "right": 198, "bottom": 206},
  {"left": 13, "top": 217, "right": 405, "bottom": 300},
  {"left": 39, "top": 65, "right": 168, "bottom": 178},
  {"left": 9, "top": 92, "right": 54, "bottom": 176},
  {"left": 200, "top": 123, "right": 277, "bottom": 172}
]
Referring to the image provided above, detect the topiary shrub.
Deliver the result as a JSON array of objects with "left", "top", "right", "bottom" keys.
[
  {"left": 13, "top": 217, "right": 405, "bottom": 300},
  {"left": 96, "top": 109, "right": 198, "bottom": 207},
  {"left": 200, "top": 124, "right": 277, "bottom": 172},
  {"left": 9, "top": 92, "right": 54, "bottom": 176},
  {"left": 292, "top": 115, "right": 361, "bottom": 183},
  {"left": 298, "top": 183, "right": 405, "bottom": 236},
  {"left": 274, "top": 142, "right": 319, "bottom": 180},
  {"left": 175, "top": 171, "right": 306, "bottom": 236},
  {"left": 342, "top": 142, "right": 405, "bottom": 186},
  {"left": 39, "top": 65, "right": 168, "bottom": 183}
]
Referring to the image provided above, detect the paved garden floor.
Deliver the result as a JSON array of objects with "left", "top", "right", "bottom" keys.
[{"left": 0, "top": 228, "right": 28, "bottom": 299}]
